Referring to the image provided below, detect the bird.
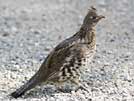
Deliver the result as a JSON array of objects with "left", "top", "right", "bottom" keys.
[{"left": 10, "top": 6, "right": 105, "bottom": 98}]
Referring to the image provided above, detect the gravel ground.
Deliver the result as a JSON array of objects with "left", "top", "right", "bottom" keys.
[{"left": 0, "top": 0, "right": 134, "bottom": 101}]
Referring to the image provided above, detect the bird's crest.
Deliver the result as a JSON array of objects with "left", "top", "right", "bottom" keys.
[{"left": 88, "top": 6, "right": 97, "bottom": 12}]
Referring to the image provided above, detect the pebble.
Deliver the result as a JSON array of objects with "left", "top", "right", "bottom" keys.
[{"left": 0, "top": 0, "right": 134, "bottom": 101}]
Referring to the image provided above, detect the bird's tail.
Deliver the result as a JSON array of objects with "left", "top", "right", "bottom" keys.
[{"left": 10, "top": 72, "right": 42, "bottom": 98}]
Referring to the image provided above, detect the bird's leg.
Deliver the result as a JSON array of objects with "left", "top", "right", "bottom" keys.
[
  {"left": 71, "top": 79, "right": 89, "bottom": 92},
  {"left": 57, "top": 82, "right": 73, "bottom": 93},
  {"left": 56, "top": 82, "right": 66, "bottom": 92}
]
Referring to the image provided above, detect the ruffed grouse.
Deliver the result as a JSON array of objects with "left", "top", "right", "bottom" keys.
[{"left": 11, "top": 6, "right": 105, "bottom": 98}]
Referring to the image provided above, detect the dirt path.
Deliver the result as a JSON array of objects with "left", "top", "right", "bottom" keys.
[{"left": 0, "top": 0, "right": 134, "bottom": 100}]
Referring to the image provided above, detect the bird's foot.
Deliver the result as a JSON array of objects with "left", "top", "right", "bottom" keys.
[{"left": 75, "top": 84, "right": 90, "bottom": 93}]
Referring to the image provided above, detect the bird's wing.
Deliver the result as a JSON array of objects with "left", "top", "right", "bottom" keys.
[
  {"left": 45, "top": 43, "right": 86, "bottom": 82},
  {"left": 38, "top": 33, "right": 81, "bottom": 81},
  {"left": 45, "top": 44, "right": 73, "bottom": 80}
]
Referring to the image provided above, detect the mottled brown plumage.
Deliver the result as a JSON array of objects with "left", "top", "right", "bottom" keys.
[{"left": 11, "top": 6, "right": 105, "bottom": 98}]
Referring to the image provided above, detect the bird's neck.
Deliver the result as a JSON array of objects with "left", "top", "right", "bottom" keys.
[{"left": 76, "top": 25, "right": 96, "bottom": 45}]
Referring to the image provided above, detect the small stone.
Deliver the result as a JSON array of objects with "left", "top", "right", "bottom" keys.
[{"left": 2, "top": 33, "right": 9, "bottom": 37}]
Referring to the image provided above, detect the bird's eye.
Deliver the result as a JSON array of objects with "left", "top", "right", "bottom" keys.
[{"left": 90, "top": 16, "right": 96, "bottom": 19}]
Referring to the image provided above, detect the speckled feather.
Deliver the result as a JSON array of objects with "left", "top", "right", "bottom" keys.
[{"left": 11, "top": 6, "right": 105, "bottom": 98}]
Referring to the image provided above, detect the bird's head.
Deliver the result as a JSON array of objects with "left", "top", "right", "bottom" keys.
[{"left": 82, "top": 6, "right": 105, "bottom": 28}]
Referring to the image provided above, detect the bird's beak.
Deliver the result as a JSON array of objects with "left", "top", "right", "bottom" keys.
[{"left": 98, "top": 15, "right": 105, "bottom": 19}]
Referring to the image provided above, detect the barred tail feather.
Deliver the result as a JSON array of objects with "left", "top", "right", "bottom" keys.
[{"left": 10, "top": 73, "right": 41, "bottom": 98}]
